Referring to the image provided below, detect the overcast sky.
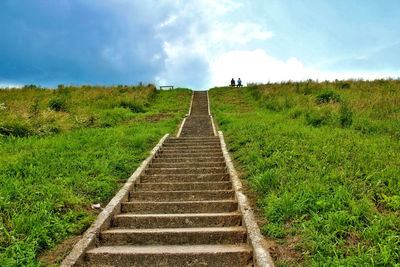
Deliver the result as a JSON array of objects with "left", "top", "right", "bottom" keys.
[{"left": 1, "top": 0, "right": 399, "bottom": 89}]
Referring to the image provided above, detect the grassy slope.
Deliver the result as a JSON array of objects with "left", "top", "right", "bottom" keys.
[
  {"left": 0, "top": 86, "right": 191, "bottom": 266},
  {"left": 0, "top": 85, "right": 189, "bottom": 136},
  {"left": 210, "top": 81, "right": 400, "bottom": 266}
]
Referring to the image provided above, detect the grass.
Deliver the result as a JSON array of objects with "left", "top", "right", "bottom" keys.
[
  {"left": 0, "top": 85, "right": 191, "bottom": 266},
  {"left": 0, "top": 84, "right": 190, "bottom": 137},
  {"left": 209, "top": 80, "right": 400, "bottom": 266}
]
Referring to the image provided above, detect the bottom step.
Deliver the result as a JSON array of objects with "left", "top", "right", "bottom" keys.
[{"left": 86, "top": 244, "right": 253, "bottom": 267}]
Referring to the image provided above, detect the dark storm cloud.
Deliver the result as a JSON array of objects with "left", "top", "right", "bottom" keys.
[{"left": 0, "top": 0, "right": 179, "bottom": 86}]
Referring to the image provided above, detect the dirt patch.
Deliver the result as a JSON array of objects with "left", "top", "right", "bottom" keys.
[
  {"left": 266, "top": 235, "right": 304, "bottom": 266},
  {"left": 39, "top": 235, "right": 82, "bottom": 266}
]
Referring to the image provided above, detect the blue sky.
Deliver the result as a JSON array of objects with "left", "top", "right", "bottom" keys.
[{"left": 1, "top": 0, "right": 399, "bottom": 90}]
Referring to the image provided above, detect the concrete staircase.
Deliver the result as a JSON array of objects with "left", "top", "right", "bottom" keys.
[{"left": 82, "top": 91, "right": 253, "bottom": 266}]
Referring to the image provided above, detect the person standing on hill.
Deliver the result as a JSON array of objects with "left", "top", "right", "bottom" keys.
[
  {"left": 230, "top": 78, "right": 235, "bottom": 86},
  {"left": 237, "top": 78, "right": 242, "bottom": 87}
]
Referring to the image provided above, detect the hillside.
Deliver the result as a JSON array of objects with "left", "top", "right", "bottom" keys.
[
  {"left": 209, "top": 80, "right": 400, "bottom": 266},
  {"left": 0, "top": 85, "right": 191, "bottom": 266}
]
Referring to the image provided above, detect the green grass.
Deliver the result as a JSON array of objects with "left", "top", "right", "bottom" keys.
[
  {"left": 209, "top": 81, "right": 400, "bottom": 266},
  {"left": 0, "top": 86, "right": 191, "bottom": 266},
  {"left": 0, "top": 85, "right": 190, "bottom": 137}
]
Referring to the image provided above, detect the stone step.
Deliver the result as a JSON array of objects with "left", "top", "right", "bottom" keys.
[
  {"left": 164, "top": 141, "right": 219, "bottom": 145},
  {"left": 145, "top": 167, "right": 226, "bottom": 175},
  {"left": 121, "top": 200, "right": 238, "bottom": 214},
  {"left": 140, "top": 173, "right": 230, "bottom": 183},
  {"left": 168, "top": 137, "right": 219, "bottom": 141},
  {"left": 163, "top": 142, "right": 220, "bottom": 146},
  {"left": 152, "top": 157, "right": 224, "bottom": 164},
  {"left": 150, "top": 162, "right": 226, "bottom": 168},
  {"left": 160, "top": 148, "right": 222, "bottom": 153},
  {"left": 100, "top": 227, "right": 247, "bottom": 246},
  {"left": 112, "top": 212, "right": 242, "bottom": 228},
  {"left": 135, "top": 181, "right": 232, "bottom": 191},
  {"left": 155, "top": 152, "right": 223, "bottom": 158},
  {"left": 85, "top": 244, "right": 253, "bottom": 267},
  {"left": 129, "top": 190, "right": 234, "bottom": 201},
  {"left": 161, "top": 145, "right": 221, "bottom": 150}
]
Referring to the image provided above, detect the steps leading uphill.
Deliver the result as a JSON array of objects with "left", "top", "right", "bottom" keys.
[{"left": 76, "top": 91, "right": 254, "bottom": 266}]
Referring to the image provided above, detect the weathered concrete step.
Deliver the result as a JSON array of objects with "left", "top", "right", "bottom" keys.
[
  {"left": 155, "top": 152, "right": 223, "bottom": 158},
  {"left": 112, "top": 212, "right": 242, "bottom": 228},
  {"left": 164, "top": 141, "right": 219, "bottom": 146},
  {"left": 164, "top": 139, "right": 219, "bottom": 143},
  {"left": 145, "top": 167, "right": 226, "bottom": 175},
  {"left": 152, "top": 157, "right": 224, "bottom": 164},
  {"left": 168, "top": 137, "right": 219, "bottom": 141},
  {"left": 185, "top": 118, "right": 210, "bottom": 122},
  {"left": 163, "top": 142, "right": 220, "bottom": 146},
  {"left": 160, "top": 148, "right": 222, "bottom": 153},
  {"left": 135, "top": 181, "right": 232, "bottom": 191},
  {"left": 129, "top": 190, "right": 234, "bottom": 201},
  {"left": 100, "top": 227, "right": 247, "bottom": 246},
  {"left": 180, "top": 126, "right": 213, "bottom": 130},
  {"left": 161, "top": 146, "right": 221, "bottom": 151},
  {"left": 85, "top": 244, "right": 253, "bottom": 267},
  {"left": 140, "top": 173, "right": 229, "bottom": 183},
  {"left": 121, "top": 200, "right": 238, "bottom": 213},
  {"left": 150, "top": 162, "right": 225, "bottom": 168}
]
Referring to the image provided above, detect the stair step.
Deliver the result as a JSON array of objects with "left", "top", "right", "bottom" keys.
[
  {"left": 150, "top": 162, "right": 225, "bottom": 168},
  {"left": 121, "top": 200, "right": 238, "bottom": 213},
  {"left": 155, "top": 152, "right": 223, "bottom": 158},
  {"left": 152, "top": 157, "right": 224, "bottom": 164},
  {"left": 168, "top": 137, "right": 219, "bottom": 141},
  {"left": 100, "top": 227, "right": 247, "bottom": 245},
  {"left": 163, "top": 142, "right": 220, "bottom": 146},
  {"left": 160, "top": 148, "right": 222, "bottom": 153},
  {"left": 85, "top": 244, "right": 253, "bottom": 267},
  {"left": 159, "top": 150, "right": 221, "bottom": 154},
  {"left": 135, "top": 182, "right": 232, "bottom": 191},
  {"left": 140, "top": 173, "right": 230, "bottom": 183},
  {"left": 145, "top": 167, "right": 226, "bottom": 175},
  {"left": 112, "top": 212, "right": 242, "bottom": 228},
  {"left": 129, "top": 190, "right": 234, "bottom": 201}
]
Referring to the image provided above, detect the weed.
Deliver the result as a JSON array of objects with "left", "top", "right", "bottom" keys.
[
  {"left": 29, "top": 99, "right": 40, "bottom": 117},
  {"left": 339, "top": 102, "right": 353, "bottom": 128},
  {"left": 305, "top": 108, "right": 333, "bottom": 127},
  {"left": 0, "top": 121, "right": 33, "bottom": 137},
  {"left": 48, "top": 97, "right": 67, "bottom": 112},
  {"left": 316, "top": 90, "right": 341, "bottom": 104},
  {"left": 0, "top": 103, "right": 6, "bottom": 111},
  {"left": 249, "top": 169, "right": 279, "bottom": 195},
  {"left": 119, "top": 101, "right": 145, "bottom": 113},
  {"left": 288, "top": 107, "right": 303, "bottom": 119}
]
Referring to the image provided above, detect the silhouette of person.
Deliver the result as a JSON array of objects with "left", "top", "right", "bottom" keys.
[
  {"left": 230, "top": 78, "right": 235, "bottom": 86},
  {"left": 237, "top": 78, "right": 242, "bottom": 87}
]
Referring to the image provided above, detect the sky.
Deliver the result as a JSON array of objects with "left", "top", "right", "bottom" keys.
[{"left": 1, "top": 0, "right": 399, "bottom": 90}]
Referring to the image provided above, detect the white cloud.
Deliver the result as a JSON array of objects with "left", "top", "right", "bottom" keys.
[
  {"left": 0, "top": 83, "right": 23, "bottom": 88},
  {"left": 211, "top": 49, "right": 399, "bottom": 86},
  {"left": 153, "top": 0, "right": 272, "bottom": 89},
  {"left": 159, "top": 15, "right": 177, "bottom": 28},
  {"left": 210, "top": 22, "right": 273, "bottom": 44}
]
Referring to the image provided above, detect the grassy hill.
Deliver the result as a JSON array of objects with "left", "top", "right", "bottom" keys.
[
  {"left": 209, "top": 80, "right": 400, "bottom": 266},
  {"left": 0, "top": 85, "right": 191, "bottom": 266}
]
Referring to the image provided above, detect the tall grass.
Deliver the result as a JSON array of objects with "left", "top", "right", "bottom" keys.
[
  {"left": 0, "top": 86, "right": 191, "bottom": 266},
  {"left": 210, "top": 80, "right": 400, "bottom": 266},
  {"left": 0, "top": 84, "right": 164, "bottom": 137}
]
